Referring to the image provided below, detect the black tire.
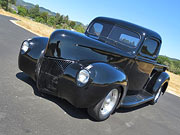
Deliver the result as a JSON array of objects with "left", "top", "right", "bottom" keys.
[
  {"left": 88, "top": 88, "right": 120, "bottom": 121},
  {"left": 150, "top": 86, "right": 162, "bottom": 105}
]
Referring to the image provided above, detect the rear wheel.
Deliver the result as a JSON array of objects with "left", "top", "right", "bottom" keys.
[
  {"left": 88, "top": 88, "right": 120, "bottom": 121},
  {"left": 150, "top": 86, "right": 162, "bottom": 105}
]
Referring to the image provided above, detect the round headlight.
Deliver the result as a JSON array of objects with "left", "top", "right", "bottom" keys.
[
  {"left": 21, "top": 41, "right": 29, "bottom": 52},
  {"left": 77, "top": 69, "right": 90, "bottom": 85}
]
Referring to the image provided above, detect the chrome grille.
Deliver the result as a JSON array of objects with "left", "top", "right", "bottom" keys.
[{"left": 38, "top": 57, "right": 74, "bottom": 93}]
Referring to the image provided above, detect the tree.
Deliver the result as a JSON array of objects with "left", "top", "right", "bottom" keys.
[
  {"left": 17, "top": 6, "right": 27, "bottom": 16},
  {"left": 74, "top": 24, "right": 85, "bottom": 33},
  {"left": 55, "top": 13, "right": 64, "bottom": 25},
  {"left": 47, "top": 16, "right": 56, "bottom": 27},
  {"left": 0, "top": 0, "right": 8, "bottom": 10},
  {"left": 64, "top": 15, "right": 69, "bottom": 24},
  {"left": 28, "top": 4, "right": 40, "bottom": 19},
  {"left": 59, "top": 15, "right": 64, "bottom": 23},
  {"left": 40, "top": 12, "right": 48, "bottom": 23},
  {"left": 70, "top": 21, "right": 76, "bottom": 29},
  {"left": 55, "top": 13, "right": 60, "bottom": 24},
  {"left": 157, "top": 55, "right": 180, "bottom": 75},
  {"left": 10, "top": 0, "right": 15, "bottom": 4},
  {"left": 157, "top": 56, "right": 171, "bottom": 65},
  {"left": 0, "top": 0, "right": 16, "bottom": 11}
]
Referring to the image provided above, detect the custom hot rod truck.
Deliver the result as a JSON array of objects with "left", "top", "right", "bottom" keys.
[{"left": 18, "top": 17, "right": 170, "bottom": 121}]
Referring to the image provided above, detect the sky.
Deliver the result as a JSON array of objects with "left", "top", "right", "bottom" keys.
[{"left": 24, "top": 0, "right": 180, "bottom": 59}]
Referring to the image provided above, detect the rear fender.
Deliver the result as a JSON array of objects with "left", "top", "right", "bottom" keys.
[{"left": 152, "top": 72, "right": 170, "bottom": 94}]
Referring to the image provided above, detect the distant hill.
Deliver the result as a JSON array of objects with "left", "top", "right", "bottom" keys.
[
  {"left": 16, "top": 0, "right": 56, "bottom": 16},
  {"left": 160, "top": 55, "right": 180, "bottom": 61},
  {"left": 16, "top": 0, "right": 86, "bottom": 28},
  {"left": 169, "top": 57, "right": 180, "bottom": 61}
]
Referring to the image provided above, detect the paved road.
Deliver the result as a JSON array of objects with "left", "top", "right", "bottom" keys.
[{"left": 0, "top": 14, "right": 180, "bottom": 135}]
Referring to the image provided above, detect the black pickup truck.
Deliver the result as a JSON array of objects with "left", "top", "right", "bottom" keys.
[{"left": 18, "top": 17, "right": 170, "bottom": 121}]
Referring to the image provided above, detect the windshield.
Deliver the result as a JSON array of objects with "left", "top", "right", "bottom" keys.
[{"left": 88, "top": 22, "right": 140, "bottom": 48}]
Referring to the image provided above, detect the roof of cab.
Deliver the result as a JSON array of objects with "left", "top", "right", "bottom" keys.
[{"left": 93, "top": 17, "right": 162, "bottom": 41}]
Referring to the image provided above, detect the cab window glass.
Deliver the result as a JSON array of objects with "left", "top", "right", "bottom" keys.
[
  {"left": 89, "top": 23, "right": 103, "bottom": 36},
  {"left": 141, "top": 38, "right": 159, "bottom": 57},
  {"left": 108, "top": 26, "right": 140, "bottom": 47}
]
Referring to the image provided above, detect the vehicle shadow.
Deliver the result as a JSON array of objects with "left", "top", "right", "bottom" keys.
[
  {"left": 16, "top": 72, "right": 92, "bottom": 120},
  {"left": 16, "top": 72, "right": 149, "bottom": 120}
]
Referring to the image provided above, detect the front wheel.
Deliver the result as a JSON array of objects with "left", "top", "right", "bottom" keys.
[{"left": 88, "top": 88, "right": 120, "bottom": 121}]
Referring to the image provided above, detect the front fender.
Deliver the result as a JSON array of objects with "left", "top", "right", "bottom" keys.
[
  {"left": 89, "top": 62, "right": 127, "bottom": 86},
  {"left": 88, "top": 62, "right": 128, "bottom": 106},
  {"left": 152, "top": 72, "right": 170, "bottom": 94},
  {"left": 18, "top": 37, "right": 48, "bottom": 80},
  {"left": 60, "top": 62, "right": 128, "bottom": 108}
]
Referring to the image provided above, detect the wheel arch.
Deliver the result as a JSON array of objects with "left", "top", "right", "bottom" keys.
[
  {"left": 116, "top": 84, "right": 128, "bottom": 108},
  {"left": 88, "top": 62, "right": 128, "bottom": 108},
  {"left": 161, "top": 81, "right": 168, "bottom": 94},
  {"left": 152, "top": 72, "right": 170, "bottom": 94}
]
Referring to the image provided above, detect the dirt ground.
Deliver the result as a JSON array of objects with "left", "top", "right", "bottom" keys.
[
  {"left": 166, "top": 71, "right": 180, "bottom": 97},
  {"left": 0, "top": 9, "right": 180, "bottom": 97},
  {"left": 0, "top": 9, "right": 54, "bottom": 37}
]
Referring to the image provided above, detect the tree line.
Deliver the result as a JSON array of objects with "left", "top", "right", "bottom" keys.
[
  {"left": 0, "top": 0, "right": 85, "bottom": 33},
  {"left": 158, "top": 56, "right": 180, "bottom": 75}
]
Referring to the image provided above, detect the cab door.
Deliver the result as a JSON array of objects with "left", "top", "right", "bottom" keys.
[{"left": 128, "top": 37, "right": 160, "bottom": 90}]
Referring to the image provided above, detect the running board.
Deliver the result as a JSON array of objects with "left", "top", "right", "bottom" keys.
[{"left": 121, "top": 91, "right": 154, "bottom": 107}]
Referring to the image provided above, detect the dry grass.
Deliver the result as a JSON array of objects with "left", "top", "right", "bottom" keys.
[
  {"left": 0, "top": 9, "right": 180, "bottom": 97},
  {"left": 167, "top": 71, "right": 180, "bottom": 97},
  {"left": 0, "top": 9, "right": 54, "bottom": 37}
]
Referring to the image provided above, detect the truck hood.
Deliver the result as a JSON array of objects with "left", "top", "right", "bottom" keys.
[{"left": 45, "top": 30, "right": 135, "bottom": 62}]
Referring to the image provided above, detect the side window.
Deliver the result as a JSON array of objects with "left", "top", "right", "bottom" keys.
[
  {"left": 141, "top": 38, "right": 159, "bottom": 57},
  {"left": 89, "top": 23, "right": 103, "bottom": 36}
]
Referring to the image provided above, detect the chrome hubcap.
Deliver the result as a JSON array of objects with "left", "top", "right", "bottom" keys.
[
  {"left": 154, "top": 87, "right": 162, "bottom": 102},
  {"left": 100, "top": 89, "right": 119, "bottom": 116}
]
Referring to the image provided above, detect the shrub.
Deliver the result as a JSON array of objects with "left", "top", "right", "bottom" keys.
[
  {"left": 35, "top": 16, "right": 45, "bottom": 23},
  {"left": 17, "top": 6, "right": 27, "bottom": 16},
  {"left": 158, "top": 56, "right": 180, "bottom": 75}
]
